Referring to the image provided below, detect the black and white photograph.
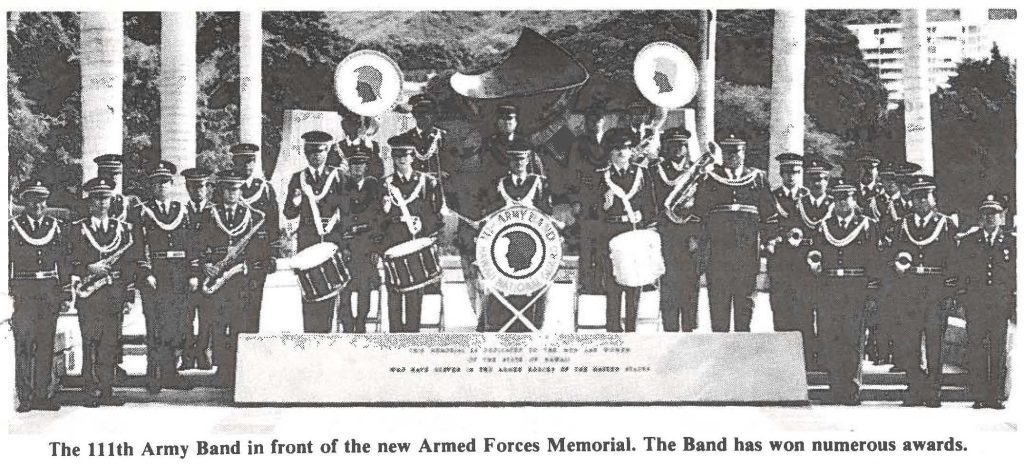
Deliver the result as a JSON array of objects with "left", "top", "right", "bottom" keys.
[{"left": 2, "top": 0, "right": 1020, "bottom": 462}]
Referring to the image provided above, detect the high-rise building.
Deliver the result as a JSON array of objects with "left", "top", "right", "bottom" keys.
[{"left": 847, "top": 9, "right": 1016, "bottom": 108}]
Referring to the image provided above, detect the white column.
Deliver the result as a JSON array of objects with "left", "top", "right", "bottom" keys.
[
  {"left": 160, "top": 11, "right": 197, "bottom": 192},
  {"left": 768, "top": 9, "right": 806, "bottom": 188},
  {"left": 80, "top": 12, "right": 123, "bottom": 184},
  {"left": 239, "top": 11, "right": 263, "bottom": 176},
  {"left": 696, "top": 9, "right": 717, "bottom": 160},
  {"left": 901, "top": 9, "right": 934, "bottom": 175}
]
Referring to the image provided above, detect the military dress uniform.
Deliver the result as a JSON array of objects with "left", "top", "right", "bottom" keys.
[
  {"left": 195, "top": 171, "right": 269, "bottom": 384},
  {"left": 332, "top": 135, "right": 385, "bottom": 180},
  {"left": 381, "top": 137, "right": 444, "bottom": 333},
  {"left": 791, "top": 161, "right": 834, "bottom": 367},
  {"left": 690, "top": 137, "right": 770, "bottom": 332},
  {"left": 806, "top": 181, "right": 881, "bottom": 405},
  {"left": 283, "top": 131, "right": 345, "bottom": 333},
  {"left": 591, "top": 129, "right": 660, "bottom": 332},
  {"left": 179, "top": 168, "right": 214, "bottom": 370},
  {"left": 70, "top": 177, "right": 140, "bottom": 406},
  {"left": 765, "top": 153, "right": 812, "bottom": 340},
  {"left": 956, "top": 196, "right": 1015, "bottom": 409},
  {"left": 233, "top": 144, "right": 280, "bottom": 334},
  {"left": 337, "top": 147, "right": 383, "bottom": 333},
  {"left": 652, "top": 128, "right": 704, "bottom": 332},
  {"left": 481, "top": 145, "right": 555, "bottom": 332},
  {"left": 853, "top": 157, "right": 886, "bottom": 220},
  {"left": 135, "top": 162, "right": 194, "bottom": 391},
  {"left": 8, "top": 179, "right": 69, "bottom": 412},
  {"left": 397, "top": 99, "right": 450, "bottom": 177},
  {"left": 886, "top": 176, "right": 958, "bottom": 406},
  {"left": 568, "top": 129, "right": 607, "bottom": 295}
]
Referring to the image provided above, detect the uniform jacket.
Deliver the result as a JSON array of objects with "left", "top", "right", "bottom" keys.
[
  {"left": 955, "top": 226, "right": 1015, "bottom": 302},
  {"left": 8, "top": 213, "right": 71, "bottom": 294},
  {"left": 284, "top": 166, "right": 344, "bottom": 251},
  {"left": 380, "top": 170, "right": 443, "bottom": 247}
]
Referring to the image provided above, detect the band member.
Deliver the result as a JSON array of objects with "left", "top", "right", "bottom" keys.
[
  {"left": 397, "top": 97, "right": 449, "bottom": 177},
  {"left": 284, "top": 131, "right": 344, "bottom": 333},
  {"left": 381, "top": 135, "right": 443, "bottom": 333},
  {"left": 957, "top": 195, "right": 1014, "bottom": 409},
  {"left": 625, "top": 100, "right": 664, "bottom": 164},
  {"left": 652, "top": 127, "right": 703, "bottom": 332},
  {"left": 481, "top": 142, "right": 556, "bottom": 332},
  {"left": 887, "top": 175, "right": 958, "bottom": 407},
  {"left": 333, "top": 110, "right": 385, "bottom": 179},
  {"left": 765, "top": 153, "right": 810, "bottom": 337},
  {"left": 179, "top": 168, "right": 214, "bottom": 371},
  {"left": 794, "top": 158, "right": 833, "bottom": 367},
  {"left": 70, "top": 177, "right": 139, "bottom": 407},
  {"left": 93, "top": 154, "right": 138, "bottom": 380},
  {"left": 591, "top": 128, "right": 659, "bottom": 332},
  {"left": 876, "top": 161, "right": 921, "bottom": 371},
  {"left": 853, "top": 156, "right": 885, "bottom": 220},
  {"left": 8, "top": 179, "right": 69, "bottom": 412},
  {"left": 806, "top": 180, "right": 882, "bottom": 405},
  {"left": 232, "top": 143, "right": 279, "bottom": 334},
  {"left": 337, "top": 145, "right": 382, "bottom": 333},
  {"left": 480, "top": 104, "right": 544, "bottom": 183},
  {"left": 690, "top": 135, "right": 770, "bottom": 332},
  {"left": 136, "top": 161, "right": 193, "bottom": 393},
  {"left": 569, "top": 107, "right": 608, "bottom": 296},
  {"left": 196, "top": 170, "right": 269, "bottom": 386}
]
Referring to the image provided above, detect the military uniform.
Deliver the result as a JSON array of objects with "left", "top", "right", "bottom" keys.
[
  {"left": 337, "top": 147, "right": 383, "bottom": 333},
  {"left": 871, "top": 162, "right": 918, "bottom": 367},
  {"left": 195, "top": 171, "right": 269, "bottom": 385},
  {"left": 70, "top": 177, "right": 140, "bottom": 406},
  {"left": 135, "top": 161, "right": 194, "bottom": 391},
  {"left": 690, "top": 136, "right": 770, "bottom": 332},
  {"left": 381, "top": 137, "right": 444, "bottom": 333},
  {"left": 956, "top": 196, "right": 1015, "bottom": 409},
  {"left": 765, "top": 153, "right": 812, "bottom": 341},
  {"left": 567, "top": 130, "right": 607, "bottom": 295},
  {"left": 651, "top": 128, "right": 704, "bottom": 332},
  {"left": 790, "top": 161, "right": 834, "bottom": 367},
  {"left": 283, "top": 131, "right": 345, "bottom": 333},
  {"left": 233, "top": 144, "right": 280, "bottom": 335},
  {"left": 853, "top": 157, "right": 886, "bottom": 220},
  {"left": 807, "top": 183, "right": 881, "bottom": 405},
  {"left": 179, "top": 168, "right": 214, "bottom": 370},
  {"left": 8, "top": 179, "right": 69, "bottom": 412},
  {"left": 886, "top": 176, "right": 958, "bottom": 406},
  {"left": 591, "top": 128, "right": 659, "bottom": 332}
]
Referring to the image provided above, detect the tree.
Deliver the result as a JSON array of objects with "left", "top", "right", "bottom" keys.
[{"left": 932, "top": 45, "right": 1016, "bottom": 223}]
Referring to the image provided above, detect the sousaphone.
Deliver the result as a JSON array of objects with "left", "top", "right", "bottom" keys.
[{"left": 450, "top": 28, "right": 590, "bottom": 161}]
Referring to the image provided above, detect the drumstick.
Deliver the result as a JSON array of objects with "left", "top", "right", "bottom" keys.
[{"left": 440, "top": 205, "right": 483, "bottom": 230}]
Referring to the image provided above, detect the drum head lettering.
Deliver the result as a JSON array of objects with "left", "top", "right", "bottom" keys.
[{"left": 476, "top": 206, "right": 562, "bottom": 296}]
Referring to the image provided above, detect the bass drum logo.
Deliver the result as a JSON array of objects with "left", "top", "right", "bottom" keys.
[
  {"left": 476, "top": 206, "right": 562, "bottom": 296},
  {"left": 335, "top": 50, "right": 404, "bottom": 116}
]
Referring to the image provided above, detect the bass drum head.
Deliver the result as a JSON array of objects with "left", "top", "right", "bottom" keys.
[
  {"left": 384, "top": 237, "right": 436, "bottom": 258},
  {"left": 290, "top": 242, "right": 340, "bottom": 271}
]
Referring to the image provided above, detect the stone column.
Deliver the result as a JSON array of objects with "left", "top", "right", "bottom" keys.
[
  {"left": 239, "top": 11, "right": 264, "bottom": 177},
  {"left": 160, "top": 11, "right": 197, "bottom": 199},
  {"left": 696, "top": 9, "right": 717, "bottom": 160},
  {"left": 768, "top": 9, "right": 806, "bottom": 188},
  {"left": 80, "top": 12, "right": 124, "bottom": 184},
  {"left": 902, "top": 8, "right": 934, "bottom": 175}
]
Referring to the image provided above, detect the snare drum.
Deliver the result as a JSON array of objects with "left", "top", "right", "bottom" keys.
[
  {"left": 608, "top": 229, "right": 666, "bottom": 287},
  {"left": 382, "top": 237, "right": 441, "bottom": 293},
  {"left": 290, "top": 242, "right": 351, "bottom": 302}
]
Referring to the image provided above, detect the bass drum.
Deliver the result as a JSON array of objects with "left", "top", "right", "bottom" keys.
[
  {"left": 608, "top": 228, "right": 666, "bottom": 288},
  {"left": 290, "top": 242, "right": 351, "bottom": 302},
  {"left": 382, "top": 237, "right": 441, "bottom": 293}
]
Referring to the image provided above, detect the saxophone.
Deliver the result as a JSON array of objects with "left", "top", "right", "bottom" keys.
[
  {"left": 76, "top": 232, "right": 135, "bottom": 299},
  {"left": 663, "top": 151, "right": 714, "bottom": 224},
  {"left": 201, "top": 213, "right": 265, "bottom": 295}
]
